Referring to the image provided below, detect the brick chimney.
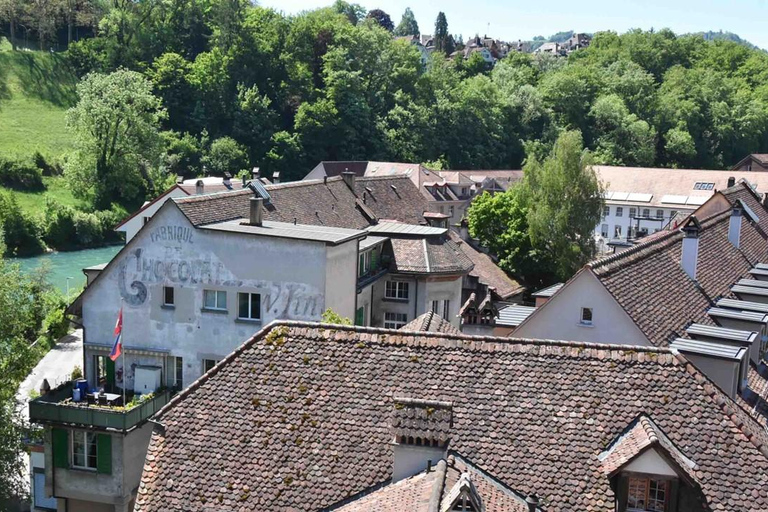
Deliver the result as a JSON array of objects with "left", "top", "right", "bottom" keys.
[
  {"left": 680, "top": 216, "right": 701, "bottom": 281},
  {"left": 249, "top": 197, "right": 263, "bottom": 226}
]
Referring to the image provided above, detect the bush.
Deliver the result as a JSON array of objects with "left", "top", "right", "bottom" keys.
[
  {"left": 73, "top": 212, "right": 104, "bottom": 247},
  {"left": 33, "top": 152, "right": 63, "bottom": 177},
  {"left": 202, "top": 137, "right": 248, "bottom": 176},
  {"left": 42, "top": 307, "right": 69, "bottom": 343},
  {"left": 0, "top": 157, "right": 44, "bottom": 191},
  {"left": 43, "top": 200, "right": 77, "bottom": 250},
  {"left": 0, "top": 193, "right": 44, "bottom": 256}
]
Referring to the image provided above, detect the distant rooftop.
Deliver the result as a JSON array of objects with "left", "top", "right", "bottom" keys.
[
  {"left": 367, "top": 222, "right": 446, "bottom": 236},
  {"left": 531, "top": 282, "right": 564, "bottom": 298},
  {"left": 496, "top": 305, "right": 536, "bottom": 327}
]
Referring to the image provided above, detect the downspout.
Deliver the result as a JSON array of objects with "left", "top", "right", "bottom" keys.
[
  {"left": 354, "top": 238, "right": 361, "bottom": 325},
  {"left": 414, "top": 275, "right": 419, "bottom": 321}
]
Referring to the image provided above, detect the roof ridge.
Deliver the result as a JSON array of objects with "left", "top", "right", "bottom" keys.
[
  {"left": 266, "top": 176, "right": 344, "bottom": 190},
  {"left": 173, "top": 187, "right": 251, "bottom": 204},
  {"left": 357, "top": 174, "right": 414, "bottom": 182}
]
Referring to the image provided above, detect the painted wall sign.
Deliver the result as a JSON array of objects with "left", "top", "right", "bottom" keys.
[
  {"left": 149, "top": 225, "right": 194, "bottom": 244},
  {"left": 117, "top": 247, "right": 322, "bottom": 319}
]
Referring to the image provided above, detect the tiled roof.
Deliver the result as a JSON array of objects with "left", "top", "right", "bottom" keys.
[
  {"left": 391, "top": 397, "right": 453, "bottom": 444},
  {"left": 599, "top": 415, "right": 698, "bottom": 484},
  {"left": 588, "top": 210, "right": 766, "bottom": 346},
  {"left": 390, "top": 237, "right": 474, "bottom": 275},
  {"left": 136, "top": 322, "right": 768, "bottom": 512},
  {"left": 449, "top": 232, "right": 524, "bottom": 300},
  {"left": 401, "top": 312, "right": 460, "bottom": 335},
  {"left": 333, "top": 454, "right": 532, "bottom": 512},
  {"left": 175, "top": 177, "right": 372, "bottom": 229},
  {"left": 353, "top": 176, "right": 429, "bottom": 225}
]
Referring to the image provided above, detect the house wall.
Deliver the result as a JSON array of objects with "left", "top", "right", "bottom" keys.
[
  {"left": 324, "top": 242, "right": 358, "bottom": 321},
  {"left": 623, "top": 449, "right": 678, "bottom": 477},
  {"left": 303, "top": 163, "right": 326, "bottom": 181},
  {"left": 595, "top": 203, "right": 693, "bottom": 248},
  {"left": 423, "top": 276, "right": 463, "bottom": 328},
  {"left": 371, "top": 274, "right": 463, "bottom": 328},
  {"left": 116, "top": 187, "right": 188, "bottom": 243},
  {"left": 45, "top": 424, "right": 151, "bottom": 512},
  {"left": 514, "top": 271, "right": 650, "bottom": 346},
  {"left": 356, "top": 282, "right": 374, "bottom": 326},
  {"left": 82, "top": 203, "right": 335, "bottom": 389},
  {"left": 682, "top": 353, "right": 740, "bottom": 398}
]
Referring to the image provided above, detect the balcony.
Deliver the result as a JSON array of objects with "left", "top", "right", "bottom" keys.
[{"left": 29, "top": 382, "right": 173, "bottom": 433}]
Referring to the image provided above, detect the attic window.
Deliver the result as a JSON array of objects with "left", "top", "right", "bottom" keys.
[
  {"left": 627, "top": 477, "right": 668, "bottom": 512},
  {"left": 580, "top": 307, "right": 593, "bottom": 326},
  {"left": 693, "top": 182, "right": 714, "bottom": 191}
]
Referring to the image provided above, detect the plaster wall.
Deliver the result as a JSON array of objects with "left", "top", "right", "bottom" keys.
[
  {"left": 82, "top": 203, "right": 335, "bottom": 389},
  {"left": 116, "top": 187, "right": 188, "bottom": 243},
  {"left": 683, "top": 353, "right": 740, "bottom": 398},
  {"left": 514, "top": 271, "right": 650, "bottom": 345},
  {"left": 624, "top": 449, "right": 678, "bottom": 477},
  {"left": 324, "top": 241, "right": 359, "bottom": 320}
]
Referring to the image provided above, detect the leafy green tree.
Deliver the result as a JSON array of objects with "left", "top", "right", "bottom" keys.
[
  {"left": 590, "top": 94, "right": 656, "bottom": 166},
  {"left": 394, "top": 7, "right": 418, "bottom": 37},
  {"left": 232, "top": 85, "right": 279, "bottom": 164},
  {"left": 321, "top": 308, "right": 352, "bottom": 325},
  {"left": 332, "top": 0, "right": 365, "bottom": 25},
  {"left": 148, "top": 52, "right": 194, "bottom": 132},
  {"left": 524, "top": 130, "right": 603, "bottom": 279},
  {"left": 65, "top": 69, "right": 166, "bottom": 209},
  {"left": 202, "top": 136, "right": 248, "bottom": 175},
  {"left": 366, "top": 8, "right": 393, "bottom": 32}
]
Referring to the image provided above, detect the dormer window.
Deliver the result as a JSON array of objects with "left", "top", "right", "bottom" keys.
[{"left": 628, "top": 477, "right": 668, "bottom": 511}]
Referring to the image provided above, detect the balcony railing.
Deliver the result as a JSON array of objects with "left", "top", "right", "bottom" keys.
[{"left": 29, "top": 383, "right": 173, "bottom": 432}]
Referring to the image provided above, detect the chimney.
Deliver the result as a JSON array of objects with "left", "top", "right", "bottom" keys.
[
  {"left": 252, "top": 167, "right": 260, "bottom": 179},
  {"left": 526, "top": 493, "right": 540, "bottom": 512},
  {"left": 272, "top": 171, "right": 280, "bottom": 184},
  {"left": 195, "top": 180, "right": 204, "bottom": 195},
  {"left": 680, "top": 216, "right": 701, "bottom": 281},
  {"left": 241, "top": 175, "right": 247, "bottom": 187},
  {"left": 249, "top": 197, "right": 263, "bottom": 226},
  {"left": 728, "top": 203, "right": 742, "bottom": 249},
  {"left": 175, "top": 175, "right": 183, "bottom": 184},
  {"left": 341, "top": 171, "right": 356, "bottom": 189},
  {"left": 391, "top": 398, "right": 451, "bottom": 482},
  {"left": 727, "top": 176, "right": 736, "bottom": 188},
  {"left": 223, "top": 172, "right": 232, "bottom": 188}
]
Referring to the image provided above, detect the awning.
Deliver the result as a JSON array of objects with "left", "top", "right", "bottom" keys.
[{"left": 84, "top": 343, "right": 170, "bottom": 357}]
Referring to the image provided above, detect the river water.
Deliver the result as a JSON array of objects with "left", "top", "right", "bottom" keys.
[{"left": 10, "top": 245, "right": 122, "bottom": 294}]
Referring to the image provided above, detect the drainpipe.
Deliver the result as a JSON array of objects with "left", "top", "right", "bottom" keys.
[{"left": 414, "top": 276, "right": 419, "bottom": 321}]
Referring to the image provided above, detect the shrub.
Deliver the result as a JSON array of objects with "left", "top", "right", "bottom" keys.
[
  {"left": 42, "top": 307, "right": 69, "bottom": 343},
  {"left": 71, "top": 366, "right": 83, "bottom": 380},
  {"left": 202, "top": 137, "right": 248, "bottom": 176},
  {"left": 43, "top": 200, "right": 78, "bottom": 250},
  {"left": 0, "top": 193, "right": 44, "bottom": 256},
  {"left": 0, "top": 157, "right": 44, "bottom": 191},
  {"left": 33, "top": 152, "right": 63, "bottom": 176},
  {"left": 73, "top": 211, "right": 104, "bottom": 247}
]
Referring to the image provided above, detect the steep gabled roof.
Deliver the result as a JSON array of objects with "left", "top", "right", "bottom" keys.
[
  {"left": 390, "top": 237, "right": 474, "bottom": 275},
  {"left": 599, "top": 415, "right": 699, "bottom": 485},
  {"left": 136, "top": 322, "right": 768, "bottom": 512},
  {"left": 449, "top": 232, "right": 524, "bottom": 300},
  {"left": 353, "top": 175, "right": 429, "bottom": 225}
]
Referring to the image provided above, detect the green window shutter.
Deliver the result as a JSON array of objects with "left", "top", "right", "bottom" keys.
[
  {"left": 355, "top": 307, "right": 364, "bottom": 326},
  {"left": 106, "top": 358, "right": 116, "bottom": 390},
  {"left": 371, "top": 250, "right": 379, "bottom": 270},
  {"left": 96, "top": 434, "right": 112, "bottom": 475},
  {"left": 52, "top": 428, "right": 69, "bottom": 468}
]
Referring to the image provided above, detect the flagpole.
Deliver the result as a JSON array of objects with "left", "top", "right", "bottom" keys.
[{"left": 121, "top": 298, "right": 126, "bottom": 408}]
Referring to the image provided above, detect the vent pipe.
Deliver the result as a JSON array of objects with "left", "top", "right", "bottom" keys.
[
  {"left": 250, "top": 197, "right": 263, "bottom": 226},
  {"left": 195, "top": 180, "right": 204, "bottom": 195},
  {"left": 681, "top": 216, "right": 701, "bottom": 281},
  {"left": 526, "top": 493, "right": 540, "bottom": 512},
  {"left": 729, "top": 204, "right": 743, "bottom": 249},
  {"left": 341, "top": 171, "right": 356, "bottom": 190},
  {"left": 223, "top": 172, "right": 232, "bottom": 188}
]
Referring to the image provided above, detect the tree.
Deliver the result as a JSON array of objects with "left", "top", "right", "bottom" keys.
[
  {"left": 321, "top": 308, "right": 352, "bottom": 325},
  {"left": 524, "top": 130, "right": 604, "bottom": 279},
  {"left": 202, "top": 136, "right": 248, "bottom": 175},
  {"left": 394, "top": 7, "right": 418, "bottom": 37},
  {"left": 65, "top": 69, "right": 166, "bottom": 209},
  {"left": 434, "top": 12, "right": 450, "bottom": 54},
  {"left": 366, "top": 8, "right": 393, "bottom": 32},
  {"left": 333, "top": 0, "right": 365, "bottom": 25},
  {"left": 0, "top": 0, "right": 22, "bottom": 49}
]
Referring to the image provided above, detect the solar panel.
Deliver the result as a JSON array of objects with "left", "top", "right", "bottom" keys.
[
  {"left": 248, "top": 181, "right": 272, "bottom": 203},
  {"left": 610, "top": 192, "right": 629, "bottom": 201},
  {"left": 660, "top": 195, "right": 689, "bottom": 204},
  {"left": 686, "top": 196, "right": 708, "bottom": 206},
  {"left": 626, "top": 193, "right": 653, "bottom": 202}
]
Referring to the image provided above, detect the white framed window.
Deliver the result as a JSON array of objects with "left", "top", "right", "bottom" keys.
[
  {"left": 627, "top": 476, "right": 667, "bottom": 512},
  {"left": 601, "top": 224, "right": 609, "bottom": 237},
  {"left": 385, "top": 281, "right": 409, "bottom": 300},
  {"left": 656, "top": 209, "right": 663, "bottom": 219},
  {"left": 202, "top": 358, "right": 220, "bottom": 373},
  {"left": 629, "top": 207, "right": 637, "bottom": 218},
  {"left": 580, "top": 307, "right": 593, "bottom": 326},
  {"left": 171, "top": 356, "right": 183, "bottom": 389},
  {"left": 237, "top": 292, "right": 261, "bottom": 321},
  {"left": 616, "top": 207, "right": 623, "bottom": 217},
  {"left": 670, "top": 210, "right": 678, "bottom": 220},
  {"left": 384, "top": 312, "right": 408, "bottom": 329},
  {"left": 642, "top": 208, "right": 650, "bottom": 218},
  {"left": 603, "top": 206, "right": 610, "bottom": 218},
  {"left": 163, "top": 286, "right": 175, "bottom": 306},
  {"left": 71, "top": 431, "right": 97, "bottom": 470},
  {"left": 203, "top": 289, "right": 227, "bottom": 311}
]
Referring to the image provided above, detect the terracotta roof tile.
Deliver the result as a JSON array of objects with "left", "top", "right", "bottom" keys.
[
  {"left": 135, "top": 322, "right": 768, "bottom": 512},
  {"left": 401, "top": 312, "right": 461, "bottom": 335},
  {"left": 449, "top": 232, "right": 524, "bottom": 299}
]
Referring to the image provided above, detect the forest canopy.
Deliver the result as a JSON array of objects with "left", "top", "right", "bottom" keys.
[{"left": 4, "top": 2, "right": 768, "bottom": 192}]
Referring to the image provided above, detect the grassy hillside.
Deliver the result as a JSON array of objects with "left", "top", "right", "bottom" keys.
[{"left": 0, "top": 48, "right": 78, "bottom": 159}]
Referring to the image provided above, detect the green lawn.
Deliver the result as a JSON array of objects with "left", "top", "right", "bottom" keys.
[
  {"left": 0, "top": 47, "right": 78, "bottom": 159},
  {"left": 7, "top": 176, "right": 84, "bottom": 216}
]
